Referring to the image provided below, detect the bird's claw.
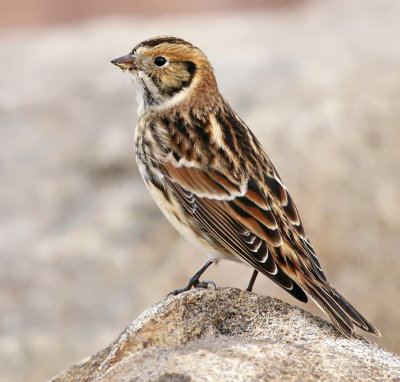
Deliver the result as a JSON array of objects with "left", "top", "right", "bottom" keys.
[
  {"left": 167, "top": 287, "right": 189, "bottom": 297},
  {"left": 167, "top": 279, "right": 217, "bottom": 297},
  {"left": 195, "top": 280, "right": 216, "bottom": 290}
]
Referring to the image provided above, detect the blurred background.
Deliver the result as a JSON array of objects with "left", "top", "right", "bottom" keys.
[{"left": 1, "top": 0, "right": 399, "bottom": 381}]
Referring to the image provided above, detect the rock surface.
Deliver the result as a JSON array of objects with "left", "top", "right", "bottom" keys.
[{"left": 50, "top": 288, "right": 400, "bottom": 382}]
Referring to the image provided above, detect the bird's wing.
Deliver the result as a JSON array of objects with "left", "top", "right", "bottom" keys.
[
  {"left": 155, "top": 105, "right": 326, "bottom": 286},
  {"left": 154, "top": 106, "right": 381, "bottom": 338},
  {"left": 160, "top": 157, "right": 308, "bottom": 303}
]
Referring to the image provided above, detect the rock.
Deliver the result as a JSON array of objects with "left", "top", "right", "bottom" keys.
[{"left": 50, "top": 288, "right": 400, "bottom": 382}]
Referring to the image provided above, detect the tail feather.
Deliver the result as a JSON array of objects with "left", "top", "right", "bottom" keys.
[
  {"left": 329, "top": 288, "right": 381, "bottom": 336},
  {"left": 304, "top": 280, "right": 380, "bottom": 338},
  {"left": 305, "top": 281, "right": 354, "bottom": 337}
]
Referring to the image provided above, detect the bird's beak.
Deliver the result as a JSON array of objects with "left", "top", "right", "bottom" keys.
[{"left": 111, "top": 54, "right": 136, "bottom": 71}]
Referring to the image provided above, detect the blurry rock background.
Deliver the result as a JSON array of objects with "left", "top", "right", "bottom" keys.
[{"left": 0, "top": 0, "right": 399, "bottom": 381}]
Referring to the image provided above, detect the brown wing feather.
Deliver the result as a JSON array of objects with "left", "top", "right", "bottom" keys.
[
  {"left": 162, "top": 110, "right": 331, "bottom": 295},
  {"left": 162, "top": 163, "right": 308, "bottom": 303},
  {"left": 164, "top": 162, "right": 241, "bottom": 198}
]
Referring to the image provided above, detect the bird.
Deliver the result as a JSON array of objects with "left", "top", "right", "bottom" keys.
[{"left": 111, "top": 36, "right": 380, "bottom": 338}]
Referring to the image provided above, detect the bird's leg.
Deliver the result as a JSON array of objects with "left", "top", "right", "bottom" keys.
[
  {"left": 168, "top": 259, "right": 216, "bottom": 296},
  {"left": 246, "top": 270, "right": 259, "bottom": 292}
]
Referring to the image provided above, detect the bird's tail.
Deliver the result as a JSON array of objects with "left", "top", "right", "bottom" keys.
[{"left": 303, "top": 279, "right": 380, "bottom": 338}]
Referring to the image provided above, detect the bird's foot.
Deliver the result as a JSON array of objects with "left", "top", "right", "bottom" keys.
[
  {"left": 194, "top": 280, "right": 216, "bottom": 290},
  {"left": 167, "top": 259, "right": 216, "bottom": 296},
  {"left": 167, "top": 278, "right": 216, "bottom": 296}
]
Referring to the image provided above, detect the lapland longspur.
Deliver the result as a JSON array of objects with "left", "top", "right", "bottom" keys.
[{"left": 111, "top": 36, "right": 380, "bottom": 338}]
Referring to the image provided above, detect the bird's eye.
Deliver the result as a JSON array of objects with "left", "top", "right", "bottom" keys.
[{"left": 154, "top": 56, "right": 167, "bottom": 67}]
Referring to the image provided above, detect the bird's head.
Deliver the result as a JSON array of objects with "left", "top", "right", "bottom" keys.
[{"left": 111, "top": 36, "right": 218, "bottom": 113}]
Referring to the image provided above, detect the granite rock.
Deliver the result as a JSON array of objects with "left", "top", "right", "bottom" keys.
[{"left": 50, "top": 288, "right": 400, "bottom": 382}]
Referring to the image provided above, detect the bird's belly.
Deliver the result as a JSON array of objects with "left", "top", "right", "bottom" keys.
[{"left": 137, "top": 159, "right": 239, "bottom": 263}]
